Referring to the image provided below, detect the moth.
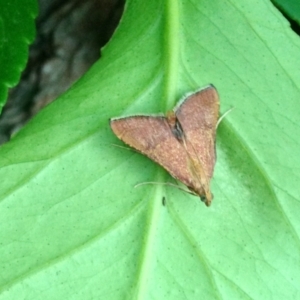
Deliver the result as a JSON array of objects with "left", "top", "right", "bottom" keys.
[{"left": 110, "top": 85, "right": 219, "bottom": 206}]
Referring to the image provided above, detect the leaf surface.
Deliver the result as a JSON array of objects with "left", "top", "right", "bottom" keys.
[{"left": 0, "top": 0, "right": 299, "bottom": 299}]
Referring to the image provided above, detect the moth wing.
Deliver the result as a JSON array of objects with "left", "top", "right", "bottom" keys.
[
  {"left": 175, "top": 85, "right": 219, "bottom": 180},
  {"left": 110, "top": 116, "right": 194, "bottom": 188}
]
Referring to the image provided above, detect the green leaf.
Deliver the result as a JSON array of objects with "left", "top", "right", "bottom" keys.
[
  {"left": 0, "top": 0, "right": 300, "bottom": 299},
  {"left": 0, "top": 0, "right": 37, "bottom": 110}
]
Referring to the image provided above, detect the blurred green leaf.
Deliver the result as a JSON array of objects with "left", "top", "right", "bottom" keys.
[
  {"left": 272, "top": 0, "right": 300, "bottom": 24},
  {"left": 0, "top": 0, "right": 37, "bottom": 110},
  {"left": 0, "top": 0, "right": 300, "bottom": 299}
]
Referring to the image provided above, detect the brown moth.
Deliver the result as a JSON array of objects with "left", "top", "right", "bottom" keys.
[{"left": 110, "top": 85, "right": 219, "bottom": 206}]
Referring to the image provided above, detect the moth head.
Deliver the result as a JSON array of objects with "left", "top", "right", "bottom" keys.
[
  {"left": 188, "top": 183, "right": 213, "bottom": 207},
  {"left": 200, "top": 191, "right": 213, "bottom": 207}
]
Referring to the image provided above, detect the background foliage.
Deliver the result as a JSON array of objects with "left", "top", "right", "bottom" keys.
[{"left": 0, "top": 0, "right": 37, "bottom": 107}]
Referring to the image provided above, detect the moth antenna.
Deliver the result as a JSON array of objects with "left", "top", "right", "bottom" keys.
[
  {"left": 110, "top": 143, "right": 137, "bottom": 152},
  {"left": 179, "top": 135, "right": 203, "bottom": 177},
  {"left": 173, "top": 139, "right": 211, "bottom": 203},
  {"left": 134, "top": 181, "right": 197, "bottom": 196},
  {"left": 168, "top": 115, "right": 210, "bottom": 202},
  {"left": 216, "top": 107, "right": 234, "bottom": 128}
]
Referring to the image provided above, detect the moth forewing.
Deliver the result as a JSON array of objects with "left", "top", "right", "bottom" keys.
[{"left": 110, "top": 85, "right": 219, "bottom": 206}]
